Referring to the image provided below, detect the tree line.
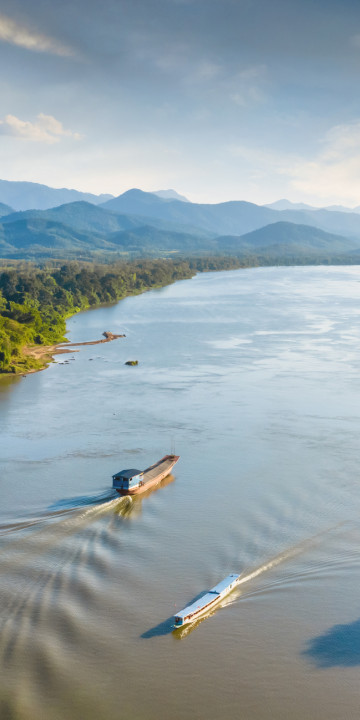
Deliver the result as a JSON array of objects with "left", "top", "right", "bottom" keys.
[{"left": 0, "top": 256, "right": 244, "bottom": 374}]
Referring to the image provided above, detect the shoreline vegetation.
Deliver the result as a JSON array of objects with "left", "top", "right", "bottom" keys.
[{"left": 0, "top": 256, "right": 244, "bottom": 376}]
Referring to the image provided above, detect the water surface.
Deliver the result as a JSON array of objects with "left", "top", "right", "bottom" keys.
[{"left": 1, "top": 266, "right": 360, "bottom": 719}]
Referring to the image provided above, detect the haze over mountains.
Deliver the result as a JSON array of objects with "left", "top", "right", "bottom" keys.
[
  {"left": 265, "top": 199, "right": 360, "bottom": 214},
  {"left": 1, "top": 180, "right": 360, "bottom": 262},
  {"left": 0, "top": 180, "right": 113, "bottom": 212}
]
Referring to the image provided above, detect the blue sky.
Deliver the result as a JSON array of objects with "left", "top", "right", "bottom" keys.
[{"left": 1, "top": 0, "right": 360, "bottom": 205}]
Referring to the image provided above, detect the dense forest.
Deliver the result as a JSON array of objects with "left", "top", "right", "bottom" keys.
[{"left": 0, "top": 256, "right": 244, "bottom": 374}]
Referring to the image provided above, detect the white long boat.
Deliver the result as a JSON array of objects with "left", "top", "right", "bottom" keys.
[{"left": 173, "top": 573, "right": 241, "bottom": 629}]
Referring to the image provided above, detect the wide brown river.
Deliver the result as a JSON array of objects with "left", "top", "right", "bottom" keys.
[{"left": 1, "top": 266, "right": 360, "bottom": 719}]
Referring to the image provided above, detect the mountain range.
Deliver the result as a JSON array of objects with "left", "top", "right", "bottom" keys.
[
  {"left": 0, "top": 180, "right": 189, "bottom": 212},
  {"left": 0, "top": 182, "right": 360, "bottom": 262},
  {"left": 264, "top": 199, "right": 360, "bottom": 214},
  {"left": 0, "top": 179, "right": 113, "bottom": 211}
]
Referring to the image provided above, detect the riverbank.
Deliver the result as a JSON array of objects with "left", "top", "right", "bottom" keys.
[
  {"left": 0, "top": 257, "right": 245, "bottom": 376},
  {"left": 0, "top": 258, "right": 198, "bottom": 375},
  {"left": 21, "top": 331, "right": 126, "bottom": 375}
]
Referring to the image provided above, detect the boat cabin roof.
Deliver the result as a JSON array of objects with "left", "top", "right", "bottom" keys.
[
  {"left": 210, "top": 573, "right": 240, "bottom": 594},
  {"left": 175, "top": 592, "right": 217, "bottom": 620},
  {"left": 175, "top": 574, "right": 241, "bottom": 620},
  {"left": 113, "top": 468, "right": 141, "bottom": 479}
]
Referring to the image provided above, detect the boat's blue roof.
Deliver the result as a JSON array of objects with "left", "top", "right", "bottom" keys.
[{"left": 113, "top": 468, "right": 141, "bottom": 478}]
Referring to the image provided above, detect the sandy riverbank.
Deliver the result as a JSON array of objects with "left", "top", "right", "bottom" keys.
[{"left": 22, "top": 331, "right": 125, "bottom": 373}]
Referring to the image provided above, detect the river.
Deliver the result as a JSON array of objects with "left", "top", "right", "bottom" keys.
[{"left": 1, "top": 265, "right": 360, "bottom": 719}]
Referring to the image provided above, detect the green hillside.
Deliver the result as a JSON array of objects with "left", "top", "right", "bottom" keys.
[
  {"left": 0, "top": 218, "right": 106, "bottom": 258},
  {"left": 0, "top": 202, "right": 14, "bottom": 218},
  {"left": 102, "top": 189, "right": 360, "bottom": 239},
  {"left": 1, "top": 198, "right": 360, "bottom": 263},
  {"left": 218, "top": 222, "right": 359, "bottom": 256},
  {"left": 2, "top": 202, "right": 141, "bottom": 234}
]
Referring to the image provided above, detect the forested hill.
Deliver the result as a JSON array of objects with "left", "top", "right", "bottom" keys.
[
  {"left": 0, "top": 202, "right": 13, "bottom": 217},
  {"left": 1, "top": 189, "right": 360, "bottom": 261},
  {"left": 0, "top": 257, "right": 242, "bottom": 375}
]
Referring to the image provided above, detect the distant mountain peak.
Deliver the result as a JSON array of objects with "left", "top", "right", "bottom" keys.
[
  {"left": 264, "top": 199, "right": 317, "bottom": 211},
  {"left": 117, "top": 188, "right": 165, "bottom": 202},
  {"left": 152, "top": 189, "right": 190, "bottom": 203}
]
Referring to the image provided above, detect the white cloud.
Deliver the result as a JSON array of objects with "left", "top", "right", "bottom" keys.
[
  {"left": 321, "top": 122, "right": 360, "bottom": 158},
  {"left": 285, "top": 122, "right": 360, "bottom": 204},
  {"left": 0, "top": 114, "right": 82, "bottom": 144},
  {"left": 229, "top": 120, "right": 360, "bottom": 205},
  {"left": 0, "top": 13, "right": 73, "bottom": 56}
]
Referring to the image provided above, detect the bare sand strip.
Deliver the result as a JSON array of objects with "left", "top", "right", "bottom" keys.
[{"left": 23, "top": 332, "right": 125, "bottom": 369}]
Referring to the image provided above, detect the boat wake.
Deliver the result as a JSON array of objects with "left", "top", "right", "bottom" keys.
[
  {"left": 225, "top": 521, "right": 348, "bottom": 606},
  {"left": 0, "top": 491, "right": 126, "bottom": 537},
  {"left": 169, "top": 522, "right": 348, "bottom": 638},
  {"left": 48, "top": 489, "right": 118, "bottom": 511},
  {"left": 0, "top": 493, "right": 134, "bottom": 668}
]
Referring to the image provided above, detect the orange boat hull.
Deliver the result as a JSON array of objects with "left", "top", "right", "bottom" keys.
[{"left": 115, "top": 455, "right": 179, "bottom": 495}]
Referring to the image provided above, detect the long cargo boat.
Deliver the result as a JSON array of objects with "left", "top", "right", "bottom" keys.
[
  {"left": 174, "top": 573, "right": 241, "bottom": 629},
  {"left": 112, "top": 454, "right": 179, "bottom": 495}
]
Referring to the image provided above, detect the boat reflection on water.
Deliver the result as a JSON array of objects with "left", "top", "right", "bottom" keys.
[{"left": 113, "top": 473, "right": 175, "bottom": 519}]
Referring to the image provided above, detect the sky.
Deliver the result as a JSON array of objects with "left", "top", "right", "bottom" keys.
[{"left": 1, "top": 0, "right": 360, "bottom": 205}]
